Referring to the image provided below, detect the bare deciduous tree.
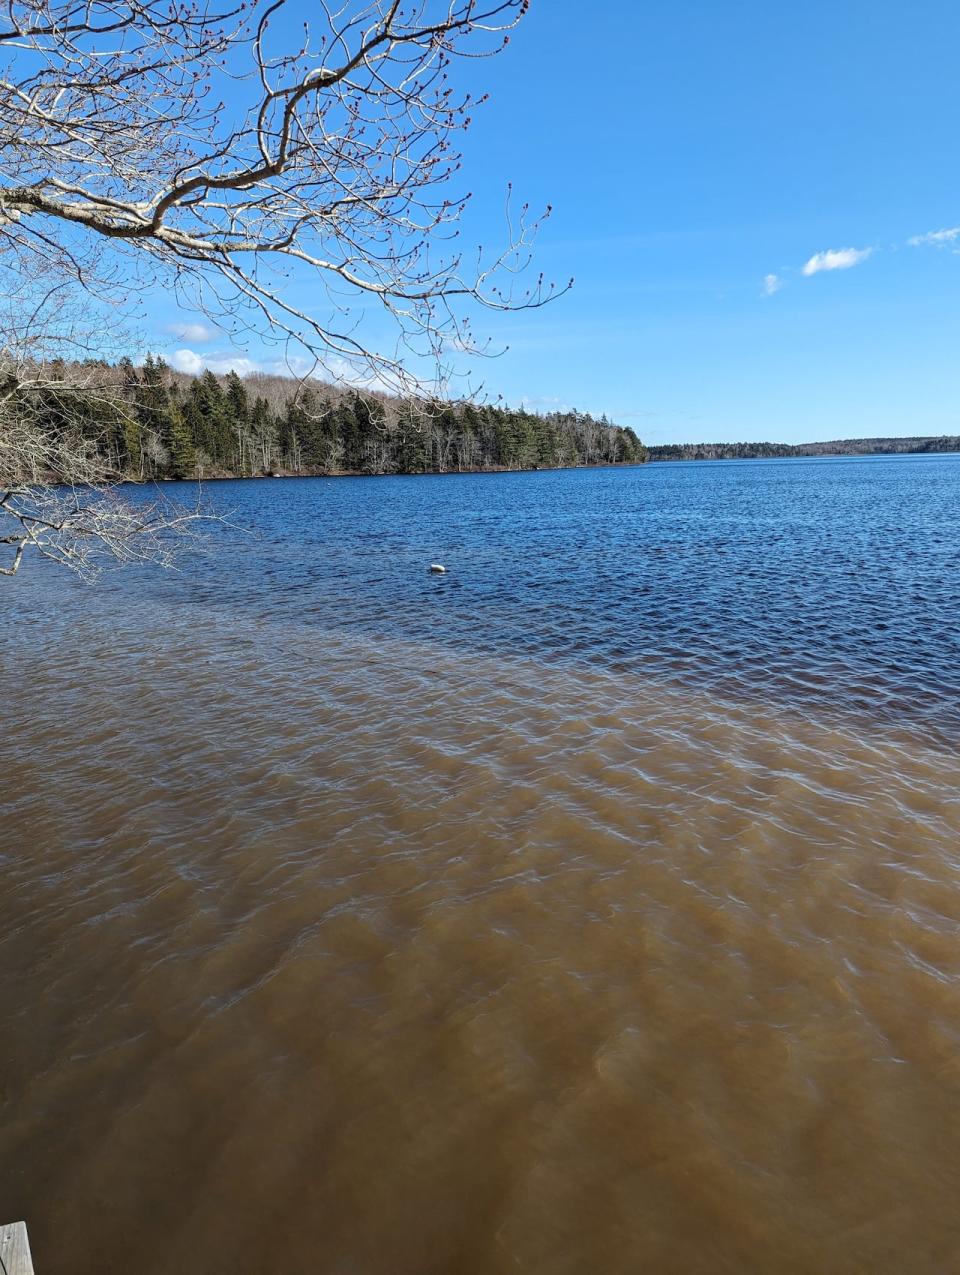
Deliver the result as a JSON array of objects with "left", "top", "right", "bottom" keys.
[
  {"left": 0, "top": 0, "right": 562, "bottom": 576},
  {"left": 0, "top": 0, "right": 563, "bottom": 388},
  {"left": 0, "top": 483, "right": 209, "bottom": 578},
  {"left": 0, "top": 332, "right": 209, "bottom": 577}
]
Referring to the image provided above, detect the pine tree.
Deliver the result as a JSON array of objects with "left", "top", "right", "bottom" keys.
[
  {"left": 165, "top": 403, "right": 196, "bottom": 478},
  {"left": 396, "top": 402, "right": 427, "bottom": 472},
  {"left": 338, "top": 397, "right": 362, "bottom": 470},
  {"left": 186, "top": 371, "right": 232, "bottom": 469},
  {"left": 224, "top": 371, "right": 252, "bottom": 473}
]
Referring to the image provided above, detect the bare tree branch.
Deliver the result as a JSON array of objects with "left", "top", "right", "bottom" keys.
[
  {"left": 0, "top": 0, "right": 566, "bottom": 396},
  {"left": 0, "top": 0, "right": 567, "bottom": 577}
]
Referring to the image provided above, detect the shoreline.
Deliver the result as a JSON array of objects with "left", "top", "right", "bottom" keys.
[
  {"left": 648, "top": 437, "right": 960, "bottom": 463},
  {"left": 153, "top": 459, "right": 650, "bottom": 483}
]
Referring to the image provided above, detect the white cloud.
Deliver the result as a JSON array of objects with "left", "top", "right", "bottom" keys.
[
  {"left": 907, "top": 226, "right": 960, "bottom": 248},
  {"left": 169, "top": 348, "right": 204, "bottom": 374},
  {"left": 762, "top": 273, "right": 782, "bottom": 296},
  {"left": 801, "top": 246, "right": 873, "bottom": 276},
  {"left": 167, "top": 321, "right": 218, "bottom": 343},
  {"left": 169, "top": 348, "right": 263, "bottom": 376},
  {"left": 166, "top": 347, "right": 397, "bottom": 392}
]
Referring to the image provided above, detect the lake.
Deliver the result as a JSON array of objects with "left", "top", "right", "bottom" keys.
[{"left": 2, "top": 455, "right": 960, "bottom": 1272}]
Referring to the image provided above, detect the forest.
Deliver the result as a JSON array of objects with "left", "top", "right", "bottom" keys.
[
  {"left": 648, "top": 436, "right": 960, "bottom": 461},
  {"left": 15, "top": 357, "right": 647, "bottom": 483}
]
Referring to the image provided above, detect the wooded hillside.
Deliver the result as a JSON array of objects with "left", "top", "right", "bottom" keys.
[
  {"left": 11, "top": 358, "right": 646, "bottom": 482},
  {"left": 648, "top": 436, "right": 960, "bottom": 462}
]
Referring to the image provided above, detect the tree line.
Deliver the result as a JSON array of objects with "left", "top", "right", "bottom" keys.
[
  {"left": 14, "top": 357, "right": 647, "bottom": 483},
  {"left": 648, "top": 436, "right": 960, "bottom": 462}
]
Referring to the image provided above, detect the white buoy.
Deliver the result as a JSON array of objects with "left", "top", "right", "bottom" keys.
[{"left": 429, "top": 563, "right": 447, "bottom": 574}]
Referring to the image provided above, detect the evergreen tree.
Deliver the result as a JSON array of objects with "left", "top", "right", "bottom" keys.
[
  {"left": 224, "top": 371, "right": 252, "bottom": 473},
  {"left": 338, "top": 397, "right": 362, "bottom": 470},
  {"left": 396, "top": 402, "right": 427, "bottom": 472},
  {"left": 185, "top": 371, "right": 232, "bottom": 468},
  {"left": 134, "top": 354, "right": 176, "bottom": 476},
  {"left": 225, "top": 370, "right": 248, "bottom": 421},
  {"left": 165, "top": 403, "right": 196, "bottom": 478},
  {"left": 3, "top": 358, "right": 649, "bottom": 482}
]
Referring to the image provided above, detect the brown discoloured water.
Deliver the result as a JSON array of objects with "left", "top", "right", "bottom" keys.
[{"left": 3, "top": 595, "right": 960, "bottom": 1274}]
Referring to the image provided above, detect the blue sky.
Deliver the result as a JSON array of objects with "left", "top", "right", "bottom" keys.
[{"left": 159, "top": 0, "right": 960, "bottom": 445}]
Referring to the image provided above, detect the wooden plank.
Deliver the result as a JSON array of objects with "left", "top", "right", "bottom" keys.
[{"left": 0, "top": 1222, "right": 35, "bottom": 1275}]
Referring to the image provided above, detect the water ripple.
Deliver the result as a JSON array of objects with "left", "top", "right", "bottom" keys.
[{"left": 3, "top": 458, "right": 960, "bottom": 1272}]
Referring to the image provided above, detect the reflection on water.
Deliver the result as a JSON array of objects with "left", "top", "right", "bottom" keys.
[{"left": 2, "top": 458, "right": 960, "bottom": 1273}]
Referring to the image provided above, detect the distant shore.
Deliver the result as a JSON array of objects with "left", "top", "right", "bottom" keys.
[{"left": 648, "top": 434, "right": 960, "bottom": 462}]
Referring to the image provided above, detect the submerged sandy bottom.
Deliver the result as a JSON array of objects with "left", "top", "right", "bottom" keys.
[{"left": 3, "top": 598, "right": 960, "bottom": 1273}]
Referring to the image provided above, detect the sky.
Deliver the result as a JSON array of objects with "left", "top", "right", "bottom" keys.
[{"left": 156, "top": 0, "right": 960, "bottom": 445}]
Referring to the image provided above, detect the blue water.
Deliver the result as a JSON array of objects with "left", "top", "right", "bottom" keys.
[
  {"left": 23, "top": 453, "right": 960, "bottom": 741},
  {"left": 6, "top": 452, "right": 960, "bottom": 1275}
]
